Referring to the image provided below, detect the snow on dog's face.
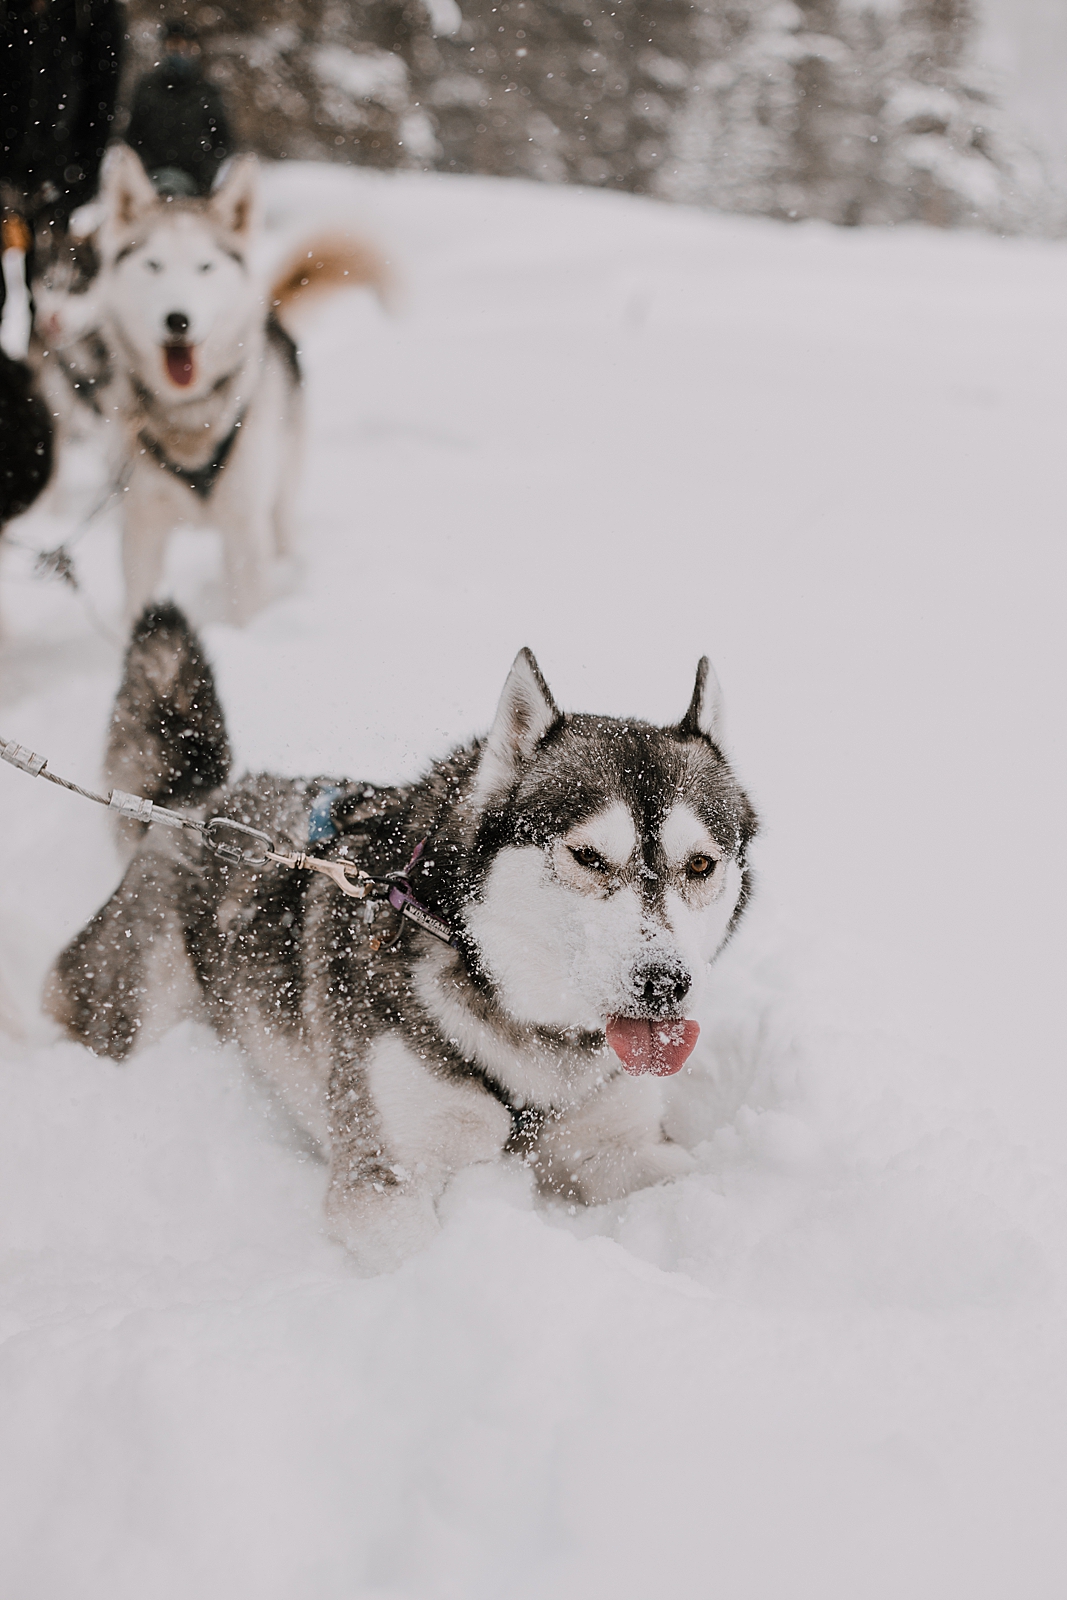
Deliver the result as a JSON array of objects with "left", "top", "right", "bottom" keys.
[
  {"left": 96, "top": 146, "right": 261, "bottom": 396},
  {"left": 464, "top": 652, "right": 758, "bottom": 1075}
]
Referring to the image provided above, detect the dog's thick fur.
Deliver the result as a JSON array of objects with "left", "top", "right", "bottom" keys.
[
  {"left": 88, "top": 146, "right": 387, "bottom": 624},
  {"left": 47, "top": 609, "right": 758, "bottom": 1270}
]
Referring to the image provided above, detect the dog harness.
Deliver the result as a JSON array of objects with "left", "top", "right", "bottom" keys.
[
  {"left": 0, "top": 730, "right": 601, "bottom": 1145},
  {"left": 307, "top": 786, "right": 345, "bottom": 843},
  {"left": 138, "top": 406, "right": 247, "bottom": 501},
  {"left": 0, "top": 733, "right": 459, "bottom": 948}
]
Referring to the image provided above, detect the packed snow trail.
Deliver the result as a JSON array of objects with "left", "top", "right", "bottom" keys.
[{"left": 0, "top": 167, "right": 1064, "bottom": 1599}]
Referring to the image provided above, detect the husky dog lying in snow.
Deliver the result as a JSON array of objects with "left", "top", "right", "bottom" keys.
[
  {"left": 88, "top": 145, "right": 386, "bottom": 624},
  {"left": 47, "top": 607, "right": 758, "bottom": 1269}
]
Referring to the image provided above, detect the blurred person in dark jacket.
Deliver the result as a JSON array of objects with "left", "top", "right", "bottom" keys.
[
  {"left": 125, "top": 20, "right": 234, "bottom": 198},
  {"left": 0, "top": 346, "right": 53, "bottom": 526},
  {"left": 0, "top": 0, "right": 123, "bottom": 317}
]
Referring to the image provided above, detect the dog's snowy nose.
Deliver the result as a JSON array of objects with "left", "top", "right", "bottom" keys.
[
  {"left": 166, "top": 311, "right": 190, "bottom": 337},
  {"left": 631, "top": 960, "right": 692, "bottom": 1014}
]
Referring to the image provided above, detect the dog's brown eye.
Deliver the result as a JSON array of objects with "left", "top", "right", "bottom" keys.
[
  {"left": 571, "top": 845, "right": 607, "bottom": 872},
  {"left": 686, "top": 854, "right": 716, "bottom": 879}
]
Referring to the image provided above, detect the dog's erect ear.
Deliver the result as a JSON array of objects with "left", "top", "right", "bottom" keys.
[
  {"left": 208, "top": 155, "right": 260, "bottom": 243},
  {"left": 472, "top": 648, "right": 561, "bottom": 805},
  {"left": 99, "top": 144, "right": 158, "bottom": 235},
  {"left": 678, "top": 656, "right": 725, "bottom": 743}
]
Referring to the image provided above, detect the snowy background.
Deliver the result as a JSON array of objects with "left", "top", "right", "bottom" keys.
[
  {"left": 980, "top": 0, "right": 1067, "bottom": 185},
  {"left": 2, "top": 162, "right": 1066, "bottom": 1595},
  {"left": 116, "top": 0, "right": 1067, "bottom": 234}
]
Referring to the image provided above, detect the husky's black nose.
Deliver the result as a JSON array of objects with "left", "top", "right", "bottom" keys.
[
  {"left": 166, "top": 311, "right": 190, "bottom": 337},
  {"left": 632, "top": 961, "right": 692, "bottom": 1014}
]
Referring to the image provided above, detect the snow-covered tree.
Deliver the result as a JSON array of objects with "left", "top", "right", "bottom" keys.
[
  {"left": 118, "top": 0, "right": 1057, "bottom": 231},
  {"left": 411, "top": 0, "right": 697, "bottom": 192},
  {"left": 660, "top": 0, "right": 1056, "bottom": 230}
]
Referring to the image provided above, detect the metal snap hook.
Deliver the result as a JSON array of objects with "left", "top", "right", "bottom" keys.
[{"left": 203, "top": 816, "right": 275, "bottom": 866}]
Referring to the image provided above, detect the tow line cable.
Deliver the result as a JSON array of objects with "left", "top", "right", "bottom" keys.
[
  {"left": 0, "top": 733, "right": 459, "bottom": 949},
  {"left": 3, "top": 460, "right": 135, "bottom": 649}
]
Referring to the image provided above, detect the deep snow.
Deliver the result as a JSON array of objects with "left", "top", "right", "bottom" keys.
[{"left": 1, "top": 165, "right": 1065, "bottom": 1598}]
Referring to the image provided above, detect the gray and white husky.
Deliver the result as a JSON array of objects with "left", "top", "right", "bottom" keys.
[
  {"left": 47, "top": 607, "right": 758, "bottom": 1270},
  {"left": 91, "top": 146, "right": 385, "bottom": 624},
  {"left": 28, "top": 230, "right": 111, "bottom": 440}
]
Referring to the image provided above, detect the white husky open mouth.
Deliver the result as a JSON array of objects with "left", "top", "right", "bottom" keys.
[
  {"left": 164, "top": 343, "right": 196, "bottom": 387},
  {"left": 605, "top": 1016, "right": 700, "bottom": 1076}
]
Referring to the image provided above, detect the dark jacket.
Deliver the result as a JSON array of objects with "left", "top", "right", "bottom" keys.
[
  {"left": 0, "top": 0, "right": 123, "bottom": 225},
  {"left": 124, "top": 53, "right": 233, "bottom": 196},
  {"left": 0, "top": 349, "right": 53, "bottom": 526}
]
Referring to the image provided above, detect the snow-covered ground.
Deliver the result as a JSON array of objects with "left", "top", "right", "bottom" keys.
[{"left": 1, "top": 166, "right": 1065, "bottom": 1597}]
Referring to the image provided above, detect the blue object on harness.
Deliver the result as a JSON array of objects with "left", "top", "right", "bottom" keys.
[{"left": 307, "top": 786, "right": 344, "bottom": 843}]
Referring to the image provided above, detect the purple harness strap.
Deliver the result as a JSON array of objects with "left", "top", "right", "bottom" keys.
[{"left": 386, "top": 839, "right": 459, "bottom": 947}]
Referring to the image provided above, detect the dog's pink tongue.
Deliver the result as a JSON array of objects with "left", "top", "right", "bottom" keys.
[
  {"left": 606, "top": 1017, "right": 700, "bottom": 1076},
  {"left": 165, "top": 344, "right": 195, "bottom": 386}
]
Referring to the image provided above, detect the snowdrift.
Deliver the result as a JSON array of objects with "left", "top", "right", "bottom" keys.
[{"left": 1, "top": 165, "right": 1064, "bottom": 1598}]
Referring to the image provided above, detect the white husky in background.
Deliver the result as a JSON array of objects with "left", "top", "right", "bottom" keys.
[{"left": 95, "top": 145, "right": 387, "bottom": 623}]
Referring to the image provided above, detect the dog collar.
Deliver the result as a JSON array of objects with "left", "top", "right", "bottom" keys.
[{"left": 382, "top": 839, "right": 457, "bottom": 946}]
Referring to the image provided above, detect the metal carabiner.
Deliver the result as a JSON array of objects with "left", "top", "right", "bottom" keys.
[{"left": 203, "top": 816, "right": 275, "bottom": 866}]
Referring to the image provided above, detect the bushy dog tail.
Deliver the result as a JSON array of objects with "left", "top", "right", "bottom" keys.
[
  {"left": 106, "top": 603, "right": 231, "bottom": 810},
  {"left": 268, "top": 233, "right": 393, "bottom": 326}
]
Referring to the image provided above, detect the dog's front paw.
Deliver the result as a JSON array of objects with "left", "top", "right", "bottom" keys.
[
  {"left": 581, "top": 1138, "right": 696, "bottom": 1205},
  {"left": 539, "top": 1136, "right": 696, "bottom": 1206},
  {"left": 324, "top": 1178, "right": 439, "bottom": 1274},
  {"left": 624, "top": 1138, "right": 697, "bottom": 1194}
]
